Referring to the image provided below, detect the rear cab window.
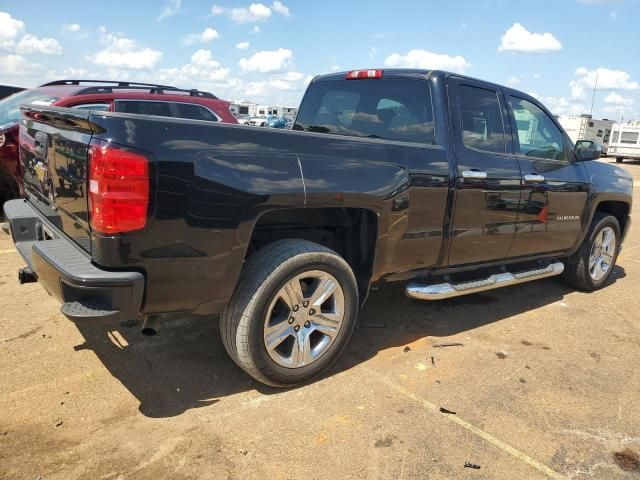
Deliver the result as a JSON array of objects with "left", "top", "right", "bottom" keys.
[{"left": 294, "top": 78, "right": 435, "bottom": 144}]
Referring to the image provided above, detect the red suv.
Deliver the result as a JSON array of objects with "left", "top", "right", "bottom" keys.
[{"left": 0, "top": 80, "right": 237, "bottom": 209}]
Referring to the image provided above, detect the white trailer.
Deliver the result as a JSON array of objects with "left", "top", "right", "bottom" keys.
[
  {"left": 608, "top": 121, "right": 640, "bottom": 163},
  {"left": 557, "top": 115, "right": 614, "bottom": 151}
]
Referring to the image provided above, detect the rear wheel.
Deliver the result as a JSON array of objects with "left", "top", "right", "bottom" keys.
[
  {"left": 562, "top": 213, "right": 620, "bottom": 291},
  {"left": 221, "top": 239, "right": 359, "bottom": 387},
  {"left": 616, "top": 157, "right": 624, "bottom": 163}
]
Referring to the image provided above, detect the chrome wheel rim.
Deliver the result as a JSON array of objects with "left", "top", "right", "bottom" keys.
[
  {"left": 263, "top": 270, "right": 345, "bottom": 369},
  {"left": 589, "top": 226, "right": 616, "bottom": 281}
]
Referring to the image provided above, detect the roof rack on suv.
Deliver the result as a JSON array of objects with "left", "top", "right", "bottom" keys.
[
  {"left": 41, "top": 80, "right": 179, "bottom": 89},
  {"left": 40, "top": 80, "right": 219, "bottom": 100}
]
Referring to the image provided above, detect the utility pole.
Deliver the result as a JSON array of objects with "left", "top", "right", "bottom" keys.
[{"left": 589, "top": 73, "right": 599, "bottom": 118}]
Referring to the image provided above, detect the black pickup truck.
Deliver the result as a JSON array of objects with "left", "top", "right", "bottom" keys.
[{"left": 3, "top": 69, "right": 633, "bottom": 386}]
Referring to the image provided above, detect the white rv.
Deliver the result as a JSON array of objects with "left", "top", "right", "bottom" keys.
[
  {"left": 609, "top": 121, "right": 640, "bottom": 163},
  {"left": 557, "top": 115, "right": 614, "bottom": 152}
]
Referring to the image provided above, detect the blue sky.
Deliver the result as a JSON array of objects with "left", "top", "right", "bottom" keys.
[{"left": 1, "top": 0, "right": 639, "bottom": 119}]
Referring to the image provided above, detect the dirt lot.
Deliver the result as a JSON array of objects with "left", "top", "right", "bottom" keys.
[{"left": 1, "top": 158, "right": 639, "bottom": 480}]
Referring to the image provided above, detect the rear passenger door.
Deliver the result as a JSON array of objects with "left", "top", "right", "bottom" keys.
[
  {"left": 505, "top": 94, "right": 589, "bottom": 257},
  {"left": 447, "top": 77, "right": 522, "bottom": 265}
]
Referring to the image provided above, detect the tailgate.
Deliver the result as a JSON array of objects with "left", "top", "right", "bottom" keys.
[{"left": 19, "top": 106, "right": 94, "bottom": 252}]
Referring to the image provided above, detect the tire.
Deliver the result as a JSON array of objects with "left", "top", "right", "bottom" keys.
[
  {"left": 562, "top": 213, "right": 621, "bottom": 291},
  {"left": 221, "top": 239, "right": 359, "bottom": 387},
  {"left": 616, "top": 157, "right": 624, "bottom": 163}
]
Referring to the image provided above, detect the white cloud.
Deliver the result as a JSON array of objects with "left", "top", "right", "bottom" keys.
[
  {"left": 330, "top": 65, "right": 340, "bottom": 72},
  {"left": 384, "top": 49, "right": 471, "bottom": 74},
  {"left": 0, "top": 54, "right": 44, "bottom": 80},
  {"left": 498, "top": 23, "right": 562, "bottom": 53},
  {"left": 540, "top": 95, "right": 588, "bottom": 116},
  {"left": 574, "top": 67, "right": 639, "bottom": 90},
  {"left": 184, "top": 28, "right": 220, "bottom": 45},
  {"left": 0, "top": 12, "right": 24, "bottom": 45},
  {"left": 212, "top": 3, "right": 272, "bottom": 23},
  {"left": 238, "top": 71, "right": 307, "bottom": 101},
  {"left": 250, "top": 26, "right": 261, "bottom": 34},
  {"left": 62, "top": 23, "right": 81, "bottom": 32},
  {"left": 15, "top": 34, "right": 62, "bottom": 55},
  {"left": 271, "top": 1, "right": 290, "bottom": 16},
  {"left": 507, "top": 76, "right": 520, "bottom": 85},
  {"left": 153, "top": 49, "right": 230, "bottom": 84},
  {"left": 239, "top": 48, "right": 293, "bottom": 73},
  {"left": 236, "top": 41, "right": 250, "bottom": 50},
  {"left": 605, "top": 92, "right": 634, "bottom": 106},
  {"left": 89, "top": 27, "right": 162, "bottom": 70},
  {"left": 0, "top": 12, "right": 62, "bottom": 55},
  {"left": 158, "top": 0, "right": 182, "bottom": 21}
]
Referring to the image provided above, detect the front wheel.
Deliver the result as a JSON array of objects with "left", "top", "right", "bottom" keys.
[
  {"left": 562, "top": 213, "right": 620, "bottom": 291},
  {"left": 221, "top": 239, "right": 359, "bottom": 387}
]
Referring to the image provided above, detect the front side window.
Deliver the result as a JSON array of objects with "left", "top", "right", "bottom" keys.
[
  {"left": 294, "top": 79, "right": 435, "bottom": 144},
  {"left": 510, "top": 97, "right": 565, "bottom": 161},
  {"left": 458, "top": 85, "right": 506, "bottom": 154},
  {"left": 621, "top": 131, "right": 639, "bottom": 144}
]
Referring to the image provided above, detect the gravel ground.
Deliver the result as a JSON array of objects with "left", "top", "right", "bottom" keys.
[{"left": 1, "top": 158, "right": 639, "bottom": 480}]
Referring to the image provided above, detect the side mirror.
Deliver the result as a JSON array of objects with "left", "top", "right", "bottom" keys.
[{"left": 575, "top": 140, "right": 602, "bottom": 161}]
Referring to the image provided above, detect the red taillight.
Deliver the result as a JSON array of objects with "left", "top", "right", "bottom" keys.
[
  {"left": 346, "top": 69, "right": 384, "bottom": 80},
  {"left": 89, "top": 140, "right": 149, "bottom": 234}
]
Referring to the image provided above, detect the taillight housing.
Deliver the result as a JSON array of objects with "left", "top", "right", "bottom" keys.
[
  {"left": 346, "top": 69, "right": 384, "bottom": 80},
  {"left": 88, "top": 139, "right": 149, "bottom": 234}
]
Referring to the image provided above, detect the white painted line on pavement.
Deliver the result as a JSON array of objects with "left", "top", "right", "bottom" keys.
[{"left": 364, "top": 366, "right": 566, "bottom": 479}]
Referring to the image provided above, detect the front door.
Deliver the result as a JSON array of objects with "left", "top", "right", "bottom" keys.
[
  {"left": 505, "top": 94, "right": 589, "bottom": 257},
  {"left": 447, "top": 78, "right": 522, "bottom": 265}
]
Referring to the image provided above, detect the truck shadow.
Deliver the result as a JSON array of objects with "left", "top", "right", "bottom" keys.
[{"left": 70, "top": 266, "right": 625, "bottom": 419}]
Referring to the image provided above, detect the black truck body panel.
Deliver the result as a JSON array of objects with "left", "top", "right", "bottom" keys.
[{"left": 5, "top": 70, "right": 632, "bottom": 320}]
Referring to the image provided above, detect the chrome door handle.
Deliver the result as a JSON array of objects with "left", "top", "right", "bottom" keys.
[
  {"left": 524, "top": 174, "right": 545, "bottom": 182},
  {"left": 462, "top": 170, "right": 488, "bottom": 179}
]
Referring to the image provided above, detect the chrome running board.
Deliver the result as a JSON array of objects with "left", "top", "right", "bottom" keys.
[{"left": 405, "top": 262, "right": 564, "bottom": 301}]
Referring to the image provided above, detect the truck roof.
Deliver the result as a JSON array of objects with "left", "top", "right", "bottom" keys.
[{"left": 311, "top": 68, "right": 543, "bottom": 113}]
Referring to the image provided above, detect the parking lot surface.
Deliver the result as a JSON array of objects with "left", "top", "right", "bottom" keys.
[{"left": 1, "top": 158, "right": 639, "bottom": 480}]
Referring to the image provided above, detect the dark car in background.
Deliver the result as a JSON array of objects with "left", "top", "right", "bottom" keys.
[
  {"left": 0, "top": 85, "right": 25, "bottom": 100},
  {"left": 0, "top": 80, "right": 237, "bottom": 211}
]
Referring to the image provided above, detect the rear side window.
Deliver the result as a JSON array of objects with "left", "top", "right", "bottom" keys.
[
  {"left": 115, "top": 100, "right": 174, "bottom": 118},
  {"left": 458, "top": 85, "right": 506, "bottom": 154},
  {"left": 174, "top": 103, "right": 218, "bottom": 122},
  {"left": 114, "top": 100, "right": 219, "bottom": 122},
  {"left": 71, "top": 103, "right": 111, "bottom": 112},
  {"left": 294, "top": 79, "right": 435, "bottom": 144}
]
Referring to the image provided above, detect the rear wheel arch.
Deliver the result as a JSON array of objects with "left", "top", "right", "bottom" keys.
[{"left": 243, "top": 207, "right": 379, "bottom": 304}]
